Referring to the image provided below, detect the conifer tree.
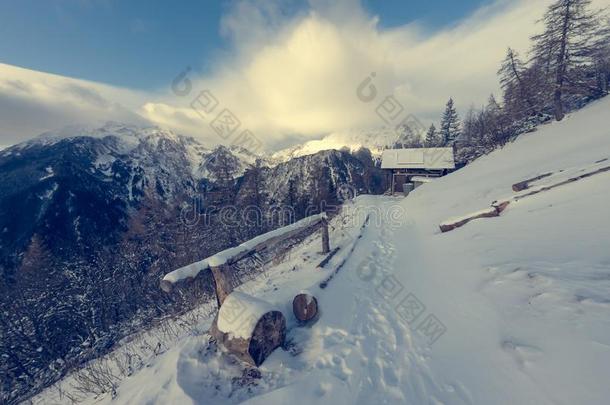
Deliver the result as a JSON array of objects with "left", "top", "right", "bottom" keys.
[
  {"left": 439, "top": 98, "right": 461, "bottom": 145},
  {"left": 425, "top": 124, "right": 441, "bottom": 147}
]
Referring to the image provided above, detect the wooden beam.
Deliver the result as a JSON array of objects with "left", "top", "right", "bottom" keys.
[
  {"left": 161, "top": 214, "right": 330, "bottom": 307},
  {"left": 321, "top": 218, "right": 330, "bottom": 254},
  {"left": 210, "top": 263, "right": 240, "bottom": 307},
  {"left": 512, "top": 172, "right": 553, "bottom": 192},
  {"left": 514, "top": 165, "right": 610, "bottom": 201}
]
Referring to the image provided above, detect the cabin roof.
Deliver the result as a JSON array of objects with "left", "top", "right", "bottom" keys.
[{"left": 381, "top": 148, "right": 455, "bottom": 170}]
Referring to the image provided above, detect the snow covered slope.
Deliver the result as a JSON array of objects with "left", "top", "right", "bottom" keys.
[{"left": 35, "top": 96, "right": 610, "bottom": 404}]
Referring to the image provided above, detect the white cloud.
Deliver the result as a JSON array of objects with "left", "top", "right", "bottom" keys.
[
  {"left": 140, "top": 0, "right": 589, "bottom": 149},
  {"left": 0, "top": 63, "right": 151, "bottom": 145},
  {"left": 2, "top": 0, "right": 609, "bottom": 150}
]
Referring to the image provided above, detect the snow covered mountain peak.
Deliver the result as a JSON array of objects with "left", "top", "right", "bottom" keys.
[
  {"left": 28, "top": 121, "right": 181, "bottom": 151},
  {"left": 271, "top": 127, "right": 406, "bottom": 163}
]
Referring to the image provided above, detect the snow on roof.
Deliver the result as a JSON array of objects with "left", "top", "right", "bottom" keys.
[
  {"left": 163, "top": 213, "right": 327, "bottom": 283},
  {"left": 411, "top": 176, "right": 435, "bottom": 183},
  {"left": 217, "top": 291, "right": 281, "bottom": 339},
  {"left": 381, "top": 148, "right": 455, "bottom": 170}
]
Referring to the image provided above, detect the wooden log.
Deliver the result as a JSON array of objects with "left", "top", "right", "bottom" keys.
[
  {"left": 439, "top": 163, "right": 610, "bottom": 234},
  {"left": 512, "top": 172, "right": 553, "bottom": 192},
  {"left": 159, "top": 270, "right": 210, "bottom": 295},
  {"left": 321, "top": 218, "right": 330, "bottom": 254},
  {"left": 320, "top": 214, "right": 370, "bottom": 289},
  {"left": 492, "top": 200, "right": 511, "bottom": 213},
  {"left": 209, "top": 292, "right": 286, "bottom": 367},
  {"left": 316, "top": 247, "right": 340, "bottom": 269},
  {"left": 439, "top": 207, "right": 498, "bottom": 233},
  {"left": 439, "top": 200, "right": 511, "bottom": 233},
  {"left": 514, "top": 165, "right": 610, "bottom": 201},
  {"left": 161, "top": 214, "right": 330, "bottom": 307},
  {"left": 292, "top": 293, "right": 318, "bottom": 322},
  {"left": 210, "top": 263, "right": 240, "bottom": 307},
  {"left": 226, "top": 216, "right": 327, "bottom": 264},
  {"left": 159, "top": 279, "right": 174, "bottom": 293}
]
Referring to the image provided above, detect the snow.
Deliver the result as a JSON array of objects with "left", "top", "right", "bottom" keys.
[
  {"left": 39, "top": 182, "right": 58, "bottom": 200},
  {"left": 411, "top": 176, "right": 435, "bottom": 183},
  {"left": 439, "top": 206, "right": 498, "bottom": 228},
  {"left": 162, "top": 259, "right": 211, "bottom": 284},
  {"left": 271, "top": 128, "right": 400, "bottom": 163},
  {"left": 34, "top": 96, "right": 610, "bottom": 404},
  {"left": 27, "top": 122, "right": 180, "bottom": 152},
  {"left": 217, "top": 292, "right": 281, "bottom": 339},
  {"left": 163, "top": 213, "right": 327, "bottom": 283},
  {"left": 39, "top": 166, "right": 55, "bottom": 180},
  {"left": 380, "top": 147, "right": 455, "bottom": 169},
  {"left": 94, "top": 154, "right": 117, "bottom": 176}
]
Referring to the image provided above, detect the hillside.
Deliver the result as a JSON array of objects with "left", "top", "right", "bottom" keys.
[{"left": 34, "top": 97, "right": 610, "bottom": 404}]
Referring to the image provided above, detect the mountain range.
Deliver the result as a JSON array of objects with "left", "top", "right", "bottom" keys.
[{"left": 0, "top": 122, "right": 389, "bottom": 403}]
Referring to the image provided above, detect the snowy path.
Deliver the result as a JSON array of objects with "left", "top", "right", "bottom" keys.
[{"left": 245, "top": 198, "right": 460, "bottom": 404}]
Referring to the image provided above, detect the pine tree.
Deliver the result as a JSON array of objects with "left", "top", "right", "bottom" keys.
[
  {"left": 439, "top": 98, "right": 461, "bottom": 145},
  {"left": 425, "top": 124, "right": 441, "bottom": 147},
  {"left": 530, "top": 0, "right": 605, "bottom": 121}
]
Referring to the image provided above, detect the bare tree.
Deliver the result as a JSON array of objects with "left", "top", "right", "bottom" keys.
[{"left": 531, "top": 0, "right": 605, "bottom": 120}]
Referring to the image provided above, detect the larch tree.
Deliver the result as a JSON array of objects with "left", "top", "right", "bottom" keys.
[
  {"left": 498, "top": 48, "right": 540, "bottom": 118},
  {"left": 530, "top": 0, "right": 605, "bottom": 121}
]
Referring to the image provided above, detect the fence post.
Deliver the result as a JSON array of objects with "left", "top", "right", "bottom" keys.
[
  {"left": 210, "top": 263, "right": 235, "bottom": 307},
  {"left": 321, "top": 217, "right": 330, "bottom": 254}
]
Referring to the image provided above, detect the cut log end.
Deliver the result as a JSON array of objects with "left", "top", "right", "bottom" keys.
[
  {"left": 512, "top": 172, "right": 553, "bottom": 192},
  {"left": 248, "top": 311, "right": 286, "bottom": 366},
  {"left": 160, "top": 279, "right": 173, "bottom": 293},
  {"left": 493, "top": 200, "right": 511, "bottom": 214},
  {"left": 293, "top": 293, "right": 318, "bottom": 322}
]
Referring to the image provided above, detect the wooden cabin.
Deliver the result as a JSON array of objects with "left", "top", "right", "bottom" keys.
[{"left": 381, "top": 148, "right": 455, "bottom": 195}]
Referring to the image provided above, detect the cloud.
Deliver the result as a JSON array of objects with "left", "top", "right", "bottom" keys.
[
  {"left": 142, "top": 0, "right": 599, "bottom": 149},
  {"left": 0, "top": 63, "right": 151, "bottom": 145},
  {"left": 2, "top": 0, "right": 609, "bottom": 150}
]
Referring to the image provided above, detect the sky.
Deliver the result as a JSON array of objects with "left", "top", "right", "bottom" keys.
[
  {"left": 0, "top": 0, "right": 493, "bottom": 89},
  {"left": 0, "top": 0, "right": 608, "bottom": 150}
]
